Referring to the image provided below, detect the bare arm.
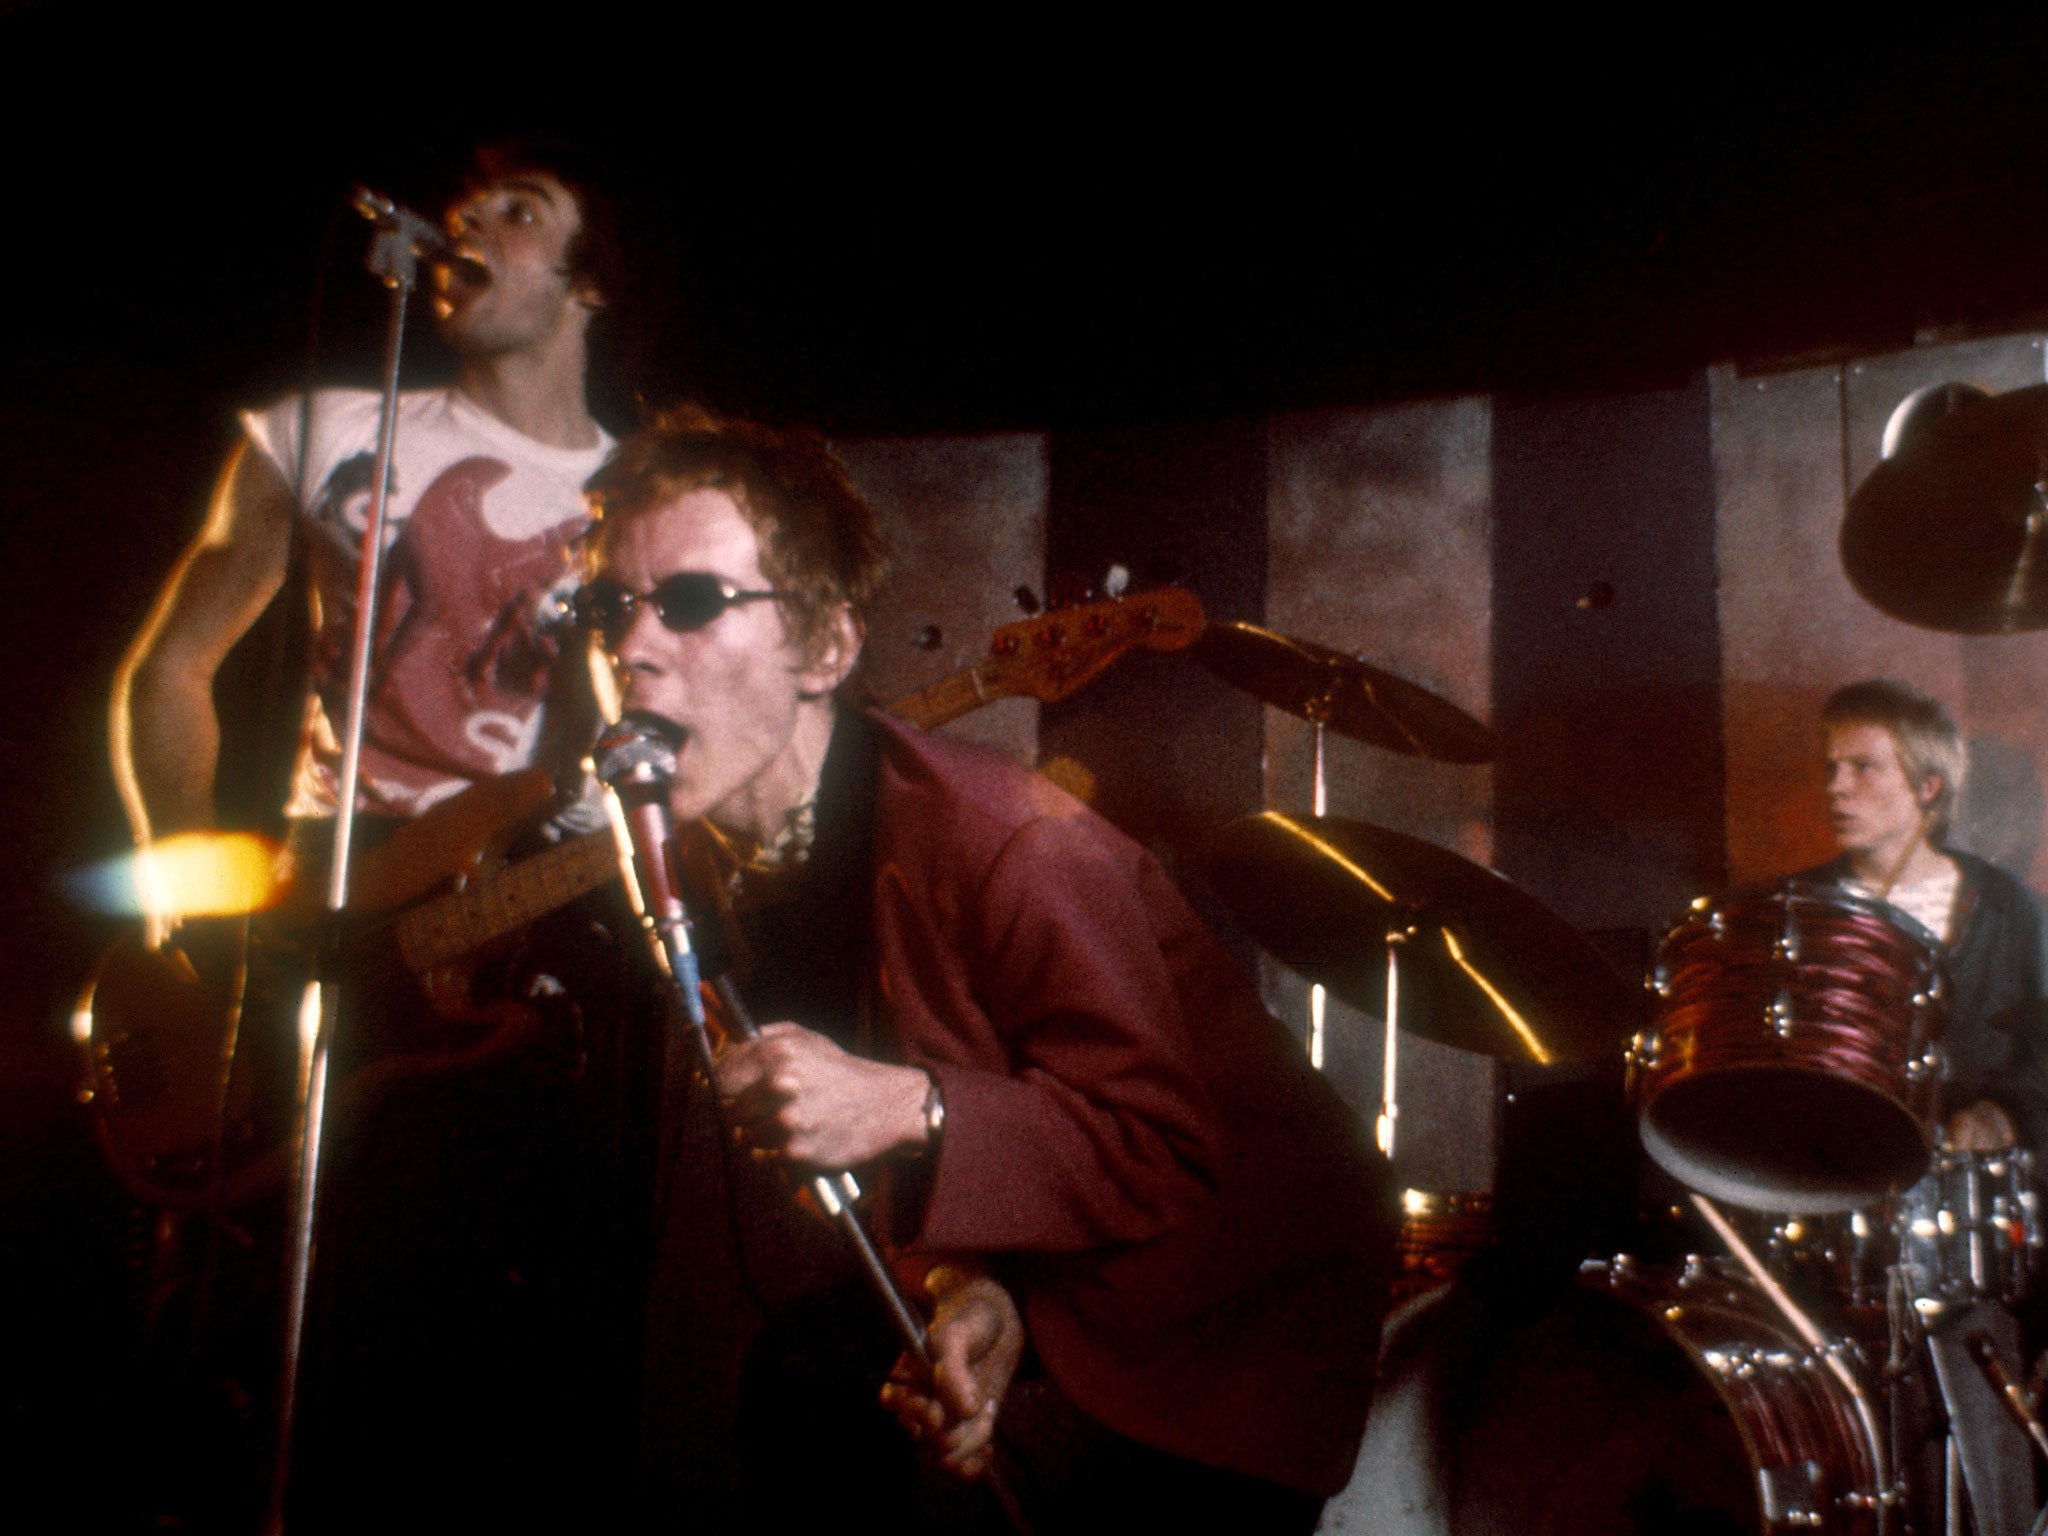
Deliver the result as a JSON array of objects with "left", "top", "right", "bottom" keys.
[{"left": 112, "top": 440, "right": 296, "bottom": 841}]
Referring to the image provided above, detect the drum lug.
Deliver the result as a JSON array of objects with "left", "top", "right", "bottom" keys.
[
  {"left": 1775, "top": 901, "right": 1803, "bottom": 963},
  {"left": 1837, "top": 1483, "right": 1906, "bottom": 1514},
  {"left": 1626, "top": 1029, "right": 1661, "bottom": 1070},
  {"left": 1768, "top": 986, "right": 1796, "bottom": 1038},
  {"left": 1758, "top": 1458, "right": 1825, "bottom": 1527},
  {"left": 1579, "top": 1253, "right": 1632, "bottom": 1283},
  {"left": 1818, "top": 1338, "right": 1870, "bottom": 1376}
]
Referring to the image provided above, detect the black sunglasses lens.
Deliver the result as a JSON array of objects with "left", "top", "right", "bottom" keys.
[
  {"left": 579, "top": 574, "right": 755, "bottom": 643},
  {"left": 649, "top": 573, "right": 734, "bottom": 632}
]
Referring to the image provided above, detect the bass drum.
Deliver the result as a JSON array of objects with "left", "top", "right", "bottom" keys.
[{"left": 1327, "top": 1258, "right": 1889, "bottom": 1535}]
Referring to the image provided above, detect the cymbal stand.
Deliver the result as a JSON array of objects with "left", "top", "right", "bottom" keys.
[
  {"left": 265, "top": 201, "right": 439, "bottom": 1536},
  {"left": 1380, "top": 921, "right": 1406, "bottom": 1158},
  {"left": 1301, "top": 698, "right": 1400, "bottom": 1155},
  {"left": 1307, "top": 718, "right": 1328, "bottom": 1070}
]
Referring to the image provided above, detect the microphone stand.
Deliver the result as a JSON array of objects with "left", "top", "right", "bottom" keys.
[
  {"left": 265, "top": 196, "right": 439, "bottom": 1536},
  {"left": 598, "top": 733, "right": 933, "bottom": 1360},
  {"left": 596, "top": 720, "right": 1033, "bottom": 1535}
]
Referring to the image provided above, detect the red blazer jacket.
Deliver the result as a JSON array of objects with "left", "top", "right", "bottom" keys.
[{"left": 863, "top": 712, "right": 1392, "bottom": 1496}]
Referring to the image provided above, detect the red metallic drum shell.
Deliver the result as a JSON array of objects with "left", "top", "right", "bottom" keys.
[
  {"left": 1635, "top": 888, "right": 1946, "bottom": 1213},
  {"left": 1589, "top": 1259, "right": 1885, "bottom": 1534}
]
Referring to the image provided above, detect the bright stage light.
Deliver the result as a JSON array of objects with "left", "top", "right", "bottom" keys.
[{"left": 65, "top": 831, "right": 285, "bottom": 920}]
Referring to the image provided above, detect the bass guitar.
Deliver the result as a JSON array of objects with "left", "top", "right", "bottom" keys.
[{"left": 78, "top": 586, "right": 1207, "bottom": 1207}]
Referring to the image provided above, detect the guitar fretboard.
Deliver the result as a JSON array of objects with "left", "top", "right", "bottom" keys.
[
  {"left": 394, "top": 832, "right": 621, "bottom": 974},
  {"left": 383, "top": 596, "right": 1201, "bottom": 973}
]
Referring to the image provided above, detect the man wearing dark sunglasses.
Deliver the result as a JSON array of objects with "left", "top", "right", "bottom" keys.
[{"left": 589, "top": 410, "right": 1392, "bottom": 1533}]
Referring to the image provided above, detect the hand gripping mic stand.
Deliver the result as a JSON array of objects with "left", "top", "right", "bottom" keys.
[
  {"left": 593, "top": 713, "right": 931, "bottom": 1354},
  {"left": 594, "top": 714, "right": 1034, "bottom": 1535}
]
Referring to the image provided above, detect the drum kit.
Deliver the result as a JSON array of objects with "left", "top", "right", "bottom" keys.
[{"left": 1191, "top": 381, "right": 2048, "bottom": 1534}]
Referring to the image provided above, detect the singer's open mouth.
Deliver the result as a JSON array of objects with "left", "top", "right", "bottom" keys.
[{"left": 438, "top": 250, "right": 491, "bottom": 290}]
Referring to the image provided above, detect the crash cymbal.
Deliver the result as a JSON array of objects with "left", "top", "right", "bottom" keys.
[
  {"left": 1843, "top": 382, "right": 2048, "bottom": 634},
  {"left": 1190, "top": 622, "right": 1496, "bottom": 762},
  {"left": 1207, "top": 812, "right": 1636, "bottom": 1063}
]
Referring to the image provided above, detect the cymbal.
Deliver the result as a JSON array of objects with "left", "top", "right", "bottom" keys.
[
  {"left": 1190, "top": 622, "right": 1497, "bottom": 762},
  {"left": 1843, "top": 382, "right": 2048, "bottom": 634},
  {"left": 1206, "top": 812, "right": 1636, "bottom": 1063}
]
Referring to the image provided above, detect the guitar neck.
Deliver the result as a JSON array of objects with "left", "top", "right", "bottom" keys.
[
  {"left": 886, "top": 661, "right": 1015, "bottom": 730},
  {"left": 387, "top": 589, "right": 1201, "bottom": 971},
  {"left": 379, "top": 657, "right": 1001, "bottom": 973},
  {"left": 393, "top": 830, "right": 622, "bottom": 974}
]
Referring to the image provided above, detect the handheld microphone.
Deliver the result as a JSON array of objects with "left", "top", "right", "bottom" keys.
[
  {"left": 593, "top": 711, "right": 703, "bottom": 1005},
  {"left": 593, "top": 707, "right": 921, "bottom": 1285},
  {"left": 590, "top": 718, "right": 1034, "bottom": 1525},
  {"left": 594, "top": 712, "right": 754, "bottom": 1046}
]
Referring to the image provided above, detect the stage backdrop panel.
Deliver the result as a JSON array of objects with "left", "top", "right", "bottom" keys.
[
  {"left": 1263, "top": 397, "right": 1497, "bottom": 1195},
  {"left": 1713, "top": 334, "right": 2048, "bottom": 892},
  {"left": 837, "top": 433, "right": 1048, "bottom": 767},
  {"left": 1491, "top": 379, "right": 1725, "bottom": 937}
]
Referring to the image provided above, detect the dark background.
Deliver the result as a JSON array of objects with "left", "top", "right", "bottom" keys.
[{"left": 9, "top": 7, "right": 2048, "bottom": 1521}]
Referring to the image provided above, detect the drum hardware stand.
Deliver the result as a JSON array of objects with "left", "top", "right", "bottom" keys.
[
  {"left": 1307, "top": 717, "right": 1328, "bottom": 1071},
  {"left": 1380, "top": 919, "right": 1409, "bottom": 1157},
  {"left": 1965, "top": 1330, "right": 2048, "bottom": 1536},
  {"left": 1691, "top": 1193, "right": 1898, "bottom": 1531},
  {"left": 1967, "top": 1332, "right": 2048, "bottom": 1467},
  {"left": 265, "top": 196, "right": 441, "bottom": 1536},
  {"left": 1889, "top": 1309, "right": 1916, "bottom": 1536},
  {"left": 1296, "top": 706, "right": 1407, "bottom": 1156}
]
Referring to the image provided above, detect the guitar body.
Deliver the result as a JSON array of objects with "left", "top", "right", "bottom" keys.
[
  {"left": 79, "top": 780, "right": 583, "bottom": 1210},
  {"left": 79, "top": 921, "right": 265, "bottom": 1208}
]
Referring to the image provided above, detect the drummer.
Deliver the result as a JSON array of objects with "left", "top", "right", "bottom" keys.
[{"left": 1800, "top": 680, "right": 2048, "bottom": 1152}]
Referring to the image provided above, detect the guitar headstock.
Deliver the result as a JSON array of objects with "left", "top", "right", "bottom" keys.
[{"left": 982, "top": 588, "right": 1207, "bottom": 705}]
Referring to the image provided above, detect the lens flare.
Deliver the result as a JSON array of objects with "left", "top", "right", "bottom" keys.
[{"left": 65, "top": 832, "right": 285, "bottom": 919}]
